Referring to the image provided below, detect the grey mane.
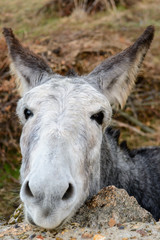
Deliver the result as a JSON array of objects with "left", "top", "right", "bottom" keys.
[{"left": 100, "top": 127, "right": 160, "bottom": 221}]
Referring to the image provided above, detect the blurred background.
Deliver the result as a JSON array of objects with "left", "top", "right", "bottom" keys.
[{"left": 0, "top": 0, "right": 160, "bottom": 222}]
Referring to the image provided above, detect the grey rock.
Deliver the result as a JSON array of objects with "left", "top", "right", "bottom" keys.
[{"left": 69, "top": 185, "right": 154, "bottom": 229}]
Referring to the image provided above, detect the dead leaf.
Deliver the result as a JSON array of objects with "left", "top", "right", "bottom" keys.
[
  {"left": 36, "top": 235, "right": 44, "bottom": 240},
  {"left": 137, "top": 229, "right": 147, "bottom": 236},
  {"left": 93, "top": 234, "right": 106, "bottom": 240},
  {"left": 108, "top": 218, "right": 116, "bottom": 227},
  {"left": 81, "top": 232, "right": 93, "bottom": 238}
]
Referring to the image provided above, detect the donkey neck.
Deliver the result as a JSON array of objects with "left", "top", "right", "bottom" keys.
[{"left": 100, "top": 127, "right": 135, "bottom": 191}]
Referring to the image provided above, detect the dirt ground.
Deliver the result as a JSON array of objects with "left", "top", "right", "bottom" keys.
[{"left": 0, "top": 0, "right": 160, "bottom": 221}]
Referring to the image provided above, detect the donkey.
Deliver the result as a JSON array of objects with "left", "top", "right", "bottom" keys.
[{"left": 3, "top": 26, "right": 160, "bottom": 229}]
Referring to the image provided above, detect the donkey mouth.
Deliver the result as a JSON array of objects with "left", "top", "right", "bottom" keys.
[
  {"left": 54, "top": 217, "right": 68, "bottom": 229},
  {"left": 26, "top": 210, "right": 68, "bottom": 229},
  {"left": 27, "top": 212, "right": 37, "bottom": 226}
]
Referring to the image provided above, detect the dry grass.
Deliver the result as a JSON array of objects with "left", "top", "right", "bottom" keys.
[
  {"left": 0, "top": 0, "right": 61, "bottom": 40},
  {"left": 0, "top": 0, "right": 160, "bottom": 40}
]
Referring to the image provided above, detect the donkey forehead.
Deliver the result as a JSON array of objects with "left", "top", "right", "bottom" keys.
[{"left": 20, "top": 77, "right": 111, "bottom": 111}]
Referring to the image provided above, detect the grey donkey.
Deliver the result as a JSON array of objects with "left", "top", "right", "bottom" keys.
[{"left": 3, "top": 26, "right": 160, "bottom": 229}]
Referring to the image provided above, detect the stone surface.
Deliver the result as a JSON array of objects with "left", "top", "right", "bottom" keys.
[
  {"left": 70, "top": 186, "right": 153, "bottom": 228},
  {"left": 0, "top": 186, "right": 159, "bottom": 240}
]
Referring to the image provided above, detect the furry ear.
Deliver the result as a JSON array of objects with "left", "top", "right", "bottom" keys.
[
  {"left": 87, "top": 26, "right": 154, "bottom": 108},
  {"left": 3, "top": 28, "right": 54, "bottom": 95}
]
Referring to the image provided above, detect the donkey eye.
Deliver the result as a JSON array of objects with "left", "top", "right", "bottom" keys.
[
  {"left": 24, "top": 108, "right": 33, "bottom": 120},
  {"left": 90, "top": 111, "right": 104, "bottom": 125}
]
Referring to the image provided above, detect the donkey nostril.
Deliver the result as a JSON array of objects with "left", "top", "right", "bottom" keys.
[
  {"left": 25, "top": 181, "right": 34, "bottom": 197},
  {"left": 62, "top": 183, "right": 74, "bottom": 200}
]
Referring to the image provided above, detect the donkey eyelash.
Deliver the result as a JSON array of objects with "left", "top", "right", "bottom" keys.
[{"left": 90, "top": 111, "right": 104, "bottom": 125}]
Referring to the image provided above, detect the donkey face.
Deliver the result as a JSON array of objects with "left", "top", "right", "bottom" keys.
[
  {"left": 3, "top": 26, "right": 154, "bottom": 229},
  {"left": 17, "top": 79, "right": 112, "bottom": 228}
]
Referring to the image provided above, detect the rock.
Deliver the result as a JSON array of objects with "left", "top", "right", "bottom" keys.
[
  {"left": 69, "top": 186, "right": 153, "bottom": 229},
  {"left": 0, "top": 186, "right": 157, "bottom": 240}
]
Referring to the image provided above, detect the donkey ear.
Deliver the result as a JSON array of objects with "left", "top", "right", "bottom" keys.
[
  {"left": 87, "top": 26, "right": 154, "bottom": 108},
  {"left": 3, "top": 28, "right": 53, "bottom": 95}
]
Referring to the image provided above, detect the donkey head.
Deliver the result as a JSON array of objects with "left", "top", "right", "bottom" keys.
[{"left": 3, "top": 26, "right": 154, "bottom": 229}]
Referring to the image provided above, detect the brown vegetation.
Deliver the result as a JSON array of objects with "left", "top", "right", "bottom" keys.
[{"left": 37, "top": 0, "right": 137, "bottom": 17}]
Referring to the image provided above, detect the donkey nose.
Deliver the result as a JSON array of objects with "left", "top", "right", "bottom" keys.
[
  {"left": 21, "top": 179, "right": 75, "bottom": 203},
  {"left": 62, "top": 183, "right": 74, "bottom": 201},
  {"left": 24, "top": 181, "right": 34, "bottom": 198}
]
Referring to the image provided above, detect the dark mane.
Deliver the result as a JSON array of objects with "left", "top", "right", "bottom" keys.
[
  {"left": 66, "top": 69, "right": 78, "bottom": 77},
  {"left": 106, "top": 127, "right": 135, "bottom": 158}
]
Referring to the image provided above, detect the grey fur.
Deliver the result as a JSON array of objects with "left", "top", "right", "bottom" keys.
[{"left": 3, "top": 26, "right": 160, "bottom": 229}]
